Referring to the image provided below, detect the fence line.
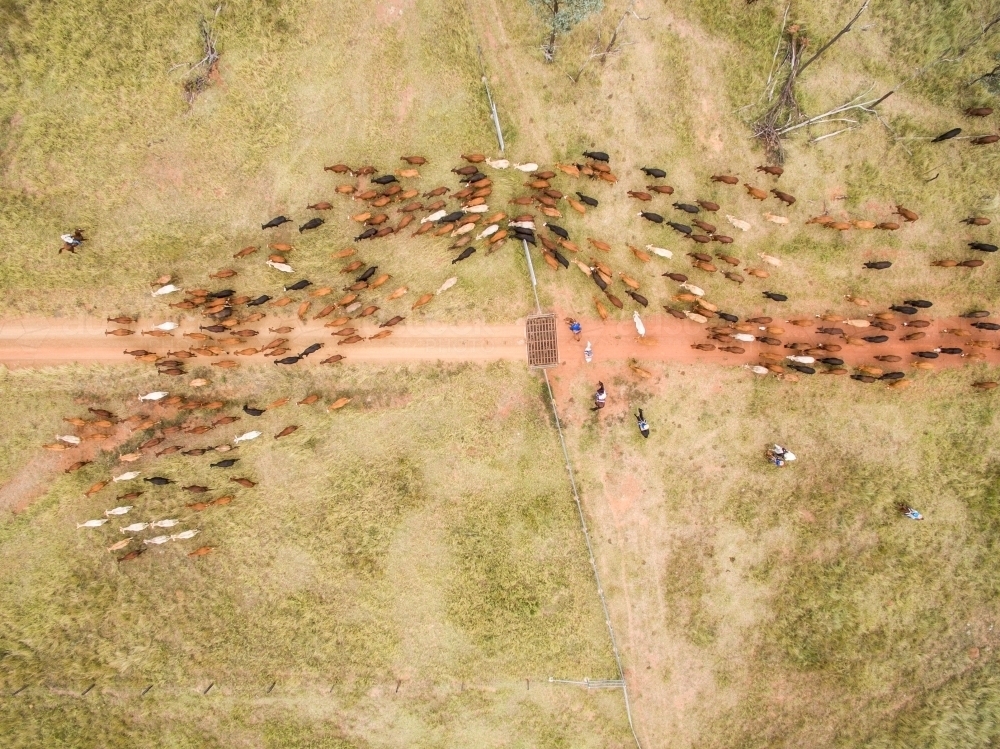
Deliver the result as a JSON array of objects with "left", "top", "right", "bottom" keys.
[
  {"left": 5, "top": 675, "right": 624, "bottom": 700},
  {"left": 469, "top": 37, "right": 643, "bottom": 747},
  {"left": 476, "top": 45, "right": 506, "bottom": 154},
  {"left": 540, "top": 367, "right": 641, "bottom": 748}
]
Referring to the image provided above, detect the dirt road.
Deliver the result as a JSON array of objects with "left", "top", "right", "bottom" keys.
[
  {"left": 0, "top": 317, "right": 529, "bottom": 368},
  {"left": 1, "top": 313, "right": 996, "bottom": 374},
  {"left": 550, "top": 310, "right": 1000, "bottom": 395}
]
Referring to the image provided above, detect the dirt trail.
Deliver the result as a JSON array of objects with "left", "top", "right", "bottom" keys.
[
  {"left": 0, "top": 317, "right": 528, "bottom": 368},
  {"left": 546, "top": 309, "right": 1000, "bottom": 401},
  {"left": 2, "top": 313, "right": 997, "bottom": 375}
]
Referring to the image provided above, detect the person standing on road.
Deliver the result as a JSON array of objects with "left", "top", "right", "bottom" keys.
[
  {"left": 592, "top": 381, "right": 607, "bottom": 411},
  {"left": 566, "top": 317, "right": 582, "bottom": 341},
  {"left": 636, "top": 409, "right": 649, "bottom": 438},
  {"left": 584, "top": 341, "right": 593, "bottom": 363}
]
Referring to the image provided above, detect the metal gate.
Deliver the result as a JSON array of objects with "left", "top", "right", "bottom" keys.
[{"left": 525, "top": 313, "right": 559, "bottom": 368}]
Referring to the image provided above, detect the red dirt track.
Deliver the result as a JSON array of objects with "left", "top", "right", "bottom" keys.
[{"left": 2, "top": 313, "right": 997, "bottom": 378}]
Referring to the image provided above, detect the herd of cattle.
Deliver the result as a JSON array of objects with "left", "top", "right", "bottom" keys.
[
  {"left": 62, "top": 393, "right": 339, "bottom": 562},
  {"left": 93, "top": 137, "right": 1000, "bottom": 390},
  {"left": 63, "top": 121, "right": 1000, "bottom": 555}
]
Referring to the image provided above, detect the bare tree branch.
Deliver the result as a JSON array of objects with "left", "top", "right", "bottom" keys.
[
  {"left": 808, "top": 126, "right": 858, "bottom": 143},
  {"left": 765, "top": 3, "right": 791, "bottom": 102},
  {"left": 797, "top": 0, "right": 870, "bottom": 76},
  {"left": 567, "top": 0, "right": 647, "bottom": 83},
  {"left": 776, "top": 85, "right": 876, "bottom": 135},
  {"left": 599, "top": 1, "right": 649, "bottom": 65}
]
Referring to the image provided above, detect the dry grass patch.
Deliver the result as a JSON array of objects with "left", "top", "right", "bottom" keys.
[
  {"left": 0, "top": 361, "right": 631, "bottom": 747},
  {"left": 551, "top": 358, "right": 1000, "bottom": 747}
]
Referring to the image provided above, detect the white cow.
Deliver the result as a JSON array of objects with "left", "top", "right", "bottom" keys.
[
  {"left": 645, "top": 245, "right": 673, "bottom": 259},
  {"left": 421, "top": 210, "right": 447, "bottom": 224},
  {"left": 732, "top": 333, "right": 756, "bottom": 342},
  {"left": 77, "top": 519, "right": 108, "bottom": 529},
  {"left": 514, "top": 162, "right": 538, "bottom": 172},
  {"left": 152, "top": 284, "right": 180, "bottom": 296},
  {"left": 233, "top": 431, "right": 262, "bottom": 445},
  {"left": 144, "top": 535, "right": 171, "bottom": 545},
  {"left": 633, "top": 311, "right": 645, "bottom": 339},
  {"left": 726, "top": 215, "right": 751, "bottom": 232},
  {"left": 476, "top": 225, "right": 499, "bottom": 240},
  {"left": 56, "top": 434, "right": 81, "bottom": 445},
  {"left": 266, "top": 260, "right": 294, "bottom": 273},
  {"left": 153, "top": 321, "right": 178, "bottom": 331},
  {"left": 104, "top": 506, "right": 133, "bottom": 516},
  {"left": 113, "top": 471, "right": 141, "bottom": 482},
  {"left": 139, "top": 391, "right": 168, "bottom": 402},
  {"left": 120, "top": 523, "right": 150, "bottom": 534},
  {"left": 151, "top": 519, "right": 180, "bottom": 528},
  {"left": 786, "top": 355, "right": 816, "bottom": 364},
  {"left": 171, "top": 529, "right": 201, "bottom": 540}
]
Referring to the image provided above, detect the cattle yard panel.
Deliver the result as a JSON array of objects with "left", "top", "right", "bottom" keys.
[{"left": 525, "top": 314, "right": 559, "bottom": 368}]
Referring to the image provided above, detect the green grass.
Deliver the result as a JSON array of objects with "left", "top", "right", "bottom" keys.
[
  {"left": 0, "top": 0, "right": 530, "bottom": 322},
  {"left": 0, "top": 361, "right": 631, "bottom": 747},
  {"left": 454, "top": 0, "right": 1000, "bottom": 327},
  {"left": 554, "top": 360, "right": 1000, "bottom": 747},
  {"left": 6, "top": 0, "right": 1000, "bottom": 746}
]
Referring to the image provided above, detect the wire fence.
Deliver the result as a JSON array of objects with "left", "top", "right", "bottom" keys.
[
  {"left": 473, "top": 39, "right": 644, "bottom": 748},
  {"left": 5, "top": 675, "right": 627, "bottom": 700}
]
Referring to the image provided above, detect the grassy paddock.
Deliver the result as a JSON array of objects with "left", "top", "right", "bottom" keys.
[
  {"left": 0, "top": 0, "right": 531, "bottom": 321},
  {"left": 0, "top": 362, "right": 631, "bottom": 747},
  {"left": 476, "top": 0, "right": 1000, "bottom": 324},
  {"left": 550, "top": 359, "right": 1000, "bottom": 747}
]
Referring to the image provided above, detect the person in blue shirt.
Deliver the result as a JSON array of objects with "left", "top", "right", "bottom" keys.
[
  {"left": 897, "top": 503, "right": 924, "bottom": 520},
  {"left": 566, "top": 317, "right": 582, "bottom": 341}
]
